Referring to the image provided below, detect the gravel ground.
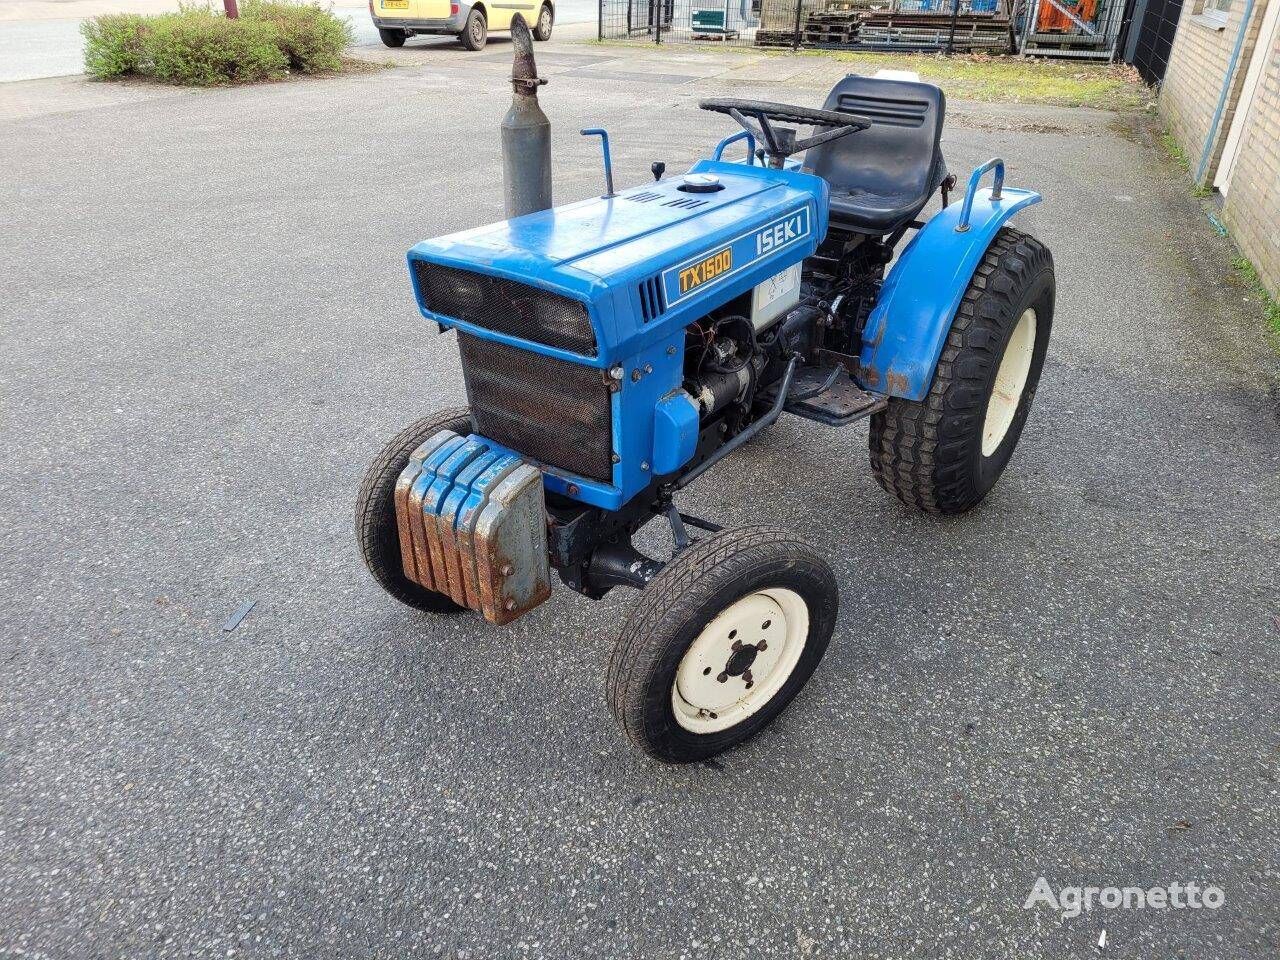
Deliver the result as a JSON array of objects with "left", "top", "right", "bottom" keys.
[{"left": 1, "top": 47, "right": 1278, "bottom": 960}]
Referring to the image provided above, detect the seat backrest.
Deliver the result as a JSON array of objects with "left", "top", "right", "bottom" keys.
[{"left": 803, "top": 75, "right": 946, "bottom": 204}]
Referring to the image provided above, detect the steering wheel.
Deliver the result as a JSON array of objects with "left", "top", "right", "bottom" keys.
[{"left": 700, "top": 98, "right": 871, "bottom": 168}]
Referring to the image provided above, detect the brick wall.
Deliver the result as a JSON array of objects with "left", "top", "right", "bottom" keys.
[
  {"left": 1159, "top": 0, "right": 1278, "bottom": 297},
  {"left": 1219, "top": 30, "right": 1280, "bottom": 294},
  {"left": 1160, "top": 6, "right": 1241, "bottom": 165}
]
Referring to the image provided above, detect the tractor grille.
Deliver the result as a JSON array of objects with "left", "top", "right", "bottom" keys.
[
  {"left": 457, "top": 332, "right": 615, "bottom": 483},
  {"left": 415, "top": 261, "right": 596, "bottom": 356}
]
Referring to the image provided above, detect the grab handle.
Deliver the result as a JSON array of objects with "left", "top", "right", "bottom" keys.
[
  {"left": 956, "top": 158, "right": 1005, "bottom": 233},
  {"left": 712, "top": 130, "right": 757, "bottom": 165}
]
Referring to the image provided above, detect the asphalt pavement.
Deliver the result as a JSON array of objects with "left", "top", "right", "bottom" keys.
[{"left": 1, "top": 42, "right": 1278, "bottom": 960}]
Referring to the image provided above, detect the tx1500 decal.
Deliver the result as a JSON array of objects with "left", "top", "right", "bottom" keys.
[{"left": 662, "top": 207, "right": 811, "bottom": 305}]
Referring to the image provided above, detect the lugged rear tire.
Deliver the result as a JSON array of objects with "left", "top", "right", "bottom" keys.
[
  {"left": 869, "top": 226, "right": 1054, "bottom": 515},
  {"left": 355, "top": 409, "right": 473, "bottom": 612}
]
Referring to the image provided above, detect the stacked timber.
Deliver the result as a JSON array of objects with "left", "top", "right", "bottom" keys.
[
  {"left": 754, "top": 0, "right": 1011, "bottom": 50},
  {"left": 857, "top": 10, "right": 1010, "bottom": 50},
  {"left": 802, "top": 10, "right": 859, "bottom": 43},
  {"left": 754, "top": 28, "right": 798, "bottom": 45}
]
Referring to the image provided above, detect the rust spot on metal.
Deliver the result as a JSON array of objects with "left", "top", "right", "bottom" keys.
[
  {"left": 394, "top": 456, "right": 423, "bottom": 584},
  {"left": 885, "top": 370, "right": 910, "bottom": 395},
  {"left": 395, "top": 438, "right": 551, "bottom": 626},
  {"left": 406, "top": 473, "right": 436, "bottom": 593}
]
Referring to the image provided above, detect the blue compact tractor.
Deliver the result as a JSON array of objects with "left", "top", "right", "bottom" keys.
[{"left": 356, "top": 21, "right": 1054, "bottom": 762}]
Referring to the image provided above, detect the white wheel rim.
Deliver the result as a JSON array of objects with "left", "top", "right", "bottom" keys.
[
  {"left": 671, "top": 588, "right": 808, "bottom": 735},
  {"left": 981, "top": 307, "right": 1037, "bottom": 457}
]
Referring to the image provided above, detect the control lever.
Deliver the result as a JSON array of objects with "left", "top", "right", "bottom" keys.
[{"left": 580, "top": 128, "right": 615, "bottom": 199}]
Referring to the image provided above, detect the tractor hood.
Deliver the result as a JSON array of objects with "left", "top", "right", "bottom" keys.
[{"left": 407, "top": 159, "right": 829, "bottom": 364}]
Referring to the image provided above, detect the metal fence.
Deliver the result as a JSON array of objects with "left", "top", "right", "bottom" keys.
[
  {"left": 1012, "top": 0, "right": 1127, "bottom": 57},
  {"left": 599, "top": 0, "right": 1126, "bottom": 57}
]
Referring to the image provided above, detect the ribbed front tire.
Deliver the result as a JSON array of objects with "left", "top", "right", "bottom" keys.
[
  {"left": 869, "top": 227, "right": 1054, "bottom": 515},
  {"left": 607, "top": 526, "right": 839, "bottom": 763}
]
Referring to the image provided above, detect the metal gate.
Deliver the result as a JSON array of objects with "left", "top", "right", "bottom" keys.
[
  {"left": 600, "top": 0, "right": 1126, "bottom": 56},
  {"left": 1120, "top": 0, "right": 1184, "bottom": 81},
  {"left": 1011, "top": 0, "right": 1127, "bottom": 57},
  {"left": 599, "top": 0, "right": 1022, "bottom": 53}
]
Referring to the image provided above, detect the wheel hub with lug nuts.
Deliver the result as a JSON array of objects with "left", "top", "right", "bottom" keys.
[{"left": 671, "top": 588, "right": 809, "bottom": 735}]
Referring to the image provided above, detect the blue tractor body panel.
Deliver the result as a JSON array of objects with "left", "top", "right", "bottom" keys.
[
  {"left": 856, "top": 185, "right": 1041, "bottom": 401},
  {"left": 403, "top": 147, "right": 1040, "bottom": 509},
  {"left": 406, "top": 159, "right": 829, "bottom": 510}
]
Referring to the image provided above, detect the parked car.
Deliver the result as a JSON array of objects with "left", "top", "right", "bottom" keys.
[{"left": 369, "top": 0, "right": 553, "bottom": 49}]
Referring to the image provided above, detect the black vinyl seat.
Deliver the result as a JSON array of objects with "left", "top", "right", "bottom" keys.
[{"left": 802, "top": 75, "right": 948, "bottom": 236}]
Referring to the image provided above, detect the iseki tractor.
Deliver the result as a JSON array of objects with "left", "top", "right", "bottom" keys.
[{"left": 356, "top": 19, "right": 1055, "bottom": 763}]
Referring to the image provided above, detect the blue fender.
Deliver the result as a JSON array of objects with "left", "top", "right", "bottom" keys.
[{"left": 857, "top": 161, "right": 1041, "bottom": 401}]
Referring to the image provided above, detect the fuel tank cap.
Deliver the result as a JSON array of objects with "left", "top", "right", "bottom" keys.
[{"left": 678, "top": 173, "right": 724, "bottom": 194}]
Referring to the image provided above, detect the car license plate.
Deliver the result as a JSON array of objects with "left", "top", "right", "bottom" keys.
[{"left": 383, "top": 0, "right": 409, "bottom": 8}]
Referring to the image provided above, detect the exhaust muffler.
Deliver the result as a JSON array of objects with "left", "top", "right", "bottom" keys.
[{"left": 501, "top": 14, "right": 552, "bottom": 219}]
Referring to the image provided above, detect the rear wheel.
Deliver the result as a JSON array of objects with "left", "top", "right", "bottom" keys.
[
  {"left": 355, "top": 409, "right": 473, "bottom": 612},
  {"left": 607, "top": 526, "right": 839, "bottom": 763},
  {"left": 532, "top": 2, "right": 553, "bottom": 39},
  {"left": 378, "top": 27, "right": 407, "bottom": 47},
  {"left": 869, "top": 227, "right": 1054, "bottom": 515},
  {"left": 458, "top": 9, "right": 487, "bottom": 49}
]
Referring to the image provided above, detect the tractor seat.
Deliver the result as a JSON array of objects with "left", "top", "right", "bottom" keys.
[{"left": 802, "top": 75, "right": 947, "bottom": 236}]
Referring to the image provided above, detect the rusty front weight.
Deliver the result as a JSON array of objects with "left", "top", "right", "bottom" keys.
[{"left": 395, "top": 431, "right": 551, "bottom": 624}]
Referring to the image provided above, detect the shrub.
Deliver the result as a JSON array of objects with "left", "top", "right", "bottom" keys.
[
  {"left": 82, "top": 13, "right": 149, "bottom": 79},
  {"left": 81, "top": 1, "right": 351, "bottom": 86},
  {"left": 242, "top": 0, "right": 352, "bottom": 73},
  {"left": 145, "top": 10, "right": 289, "bottom": 85}
]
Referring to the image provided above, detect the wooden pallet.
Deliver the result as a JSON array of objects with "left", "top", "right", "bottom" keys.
[
  {"left": 754, "top": 28, "right": 797, "bottom": 45},
  {"left": 759, "top": 5, "right": 1012, "bottom": 49},
  {"left": 802, "top": 11, "right": 858, "bottom": 42},
  {"left": 804, "top": 26, "right": 858, "bottom": 41}
]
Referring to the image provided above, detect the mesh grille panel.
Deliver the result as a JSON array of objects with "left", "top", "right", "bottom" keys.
[
  {"left": 457, "top": 333, "right": 614, "bottom": 483},
  {"left": 416, "top": 262, "right": 596, "bottom": 356}
]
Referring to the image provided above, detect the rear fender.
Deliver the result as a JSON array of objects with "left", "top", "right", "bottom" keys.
[{"left": 857, "top": 160, "right": 1041, "bottom": 401}]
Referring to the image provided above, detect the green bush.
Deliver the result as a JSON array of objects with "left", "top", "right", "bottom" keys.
[
  {"left": 146, "top": 10, "right": 289, "bottom": 84},
  {"left": 81, "top": 1, "right": 351, "bottom": 86},
  {"left": 242, "top": 0, "right": 352, "bottom": 73},
  {"left": 82, "top": 13, "right": 149, "bottom": 79}
]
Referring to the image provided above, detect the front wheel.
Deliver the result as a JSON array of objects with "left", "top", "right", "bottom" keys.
[
  {"left": 458, "top": 9, "right": 487, "bottom": 48},
  {"left": 606, "top": 526, "right": 839, "bottom": 763},
  {"left": 869, "top": 226, "right": 1054, "bottom": 515},
  {"left": 378, "top": 27, "right": 407, "bottom": 47},
  {"left": 532, "top": 2, "right": 553, "bottom": 39},
  {"left": 355, "top": 409, "right": 473, "bottom": 612}
]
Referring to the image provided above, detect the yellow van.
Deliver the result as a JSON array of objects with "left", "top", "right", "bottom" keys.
[{"left": 369, "top": 0, "right": 552, "bottom": 49}]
